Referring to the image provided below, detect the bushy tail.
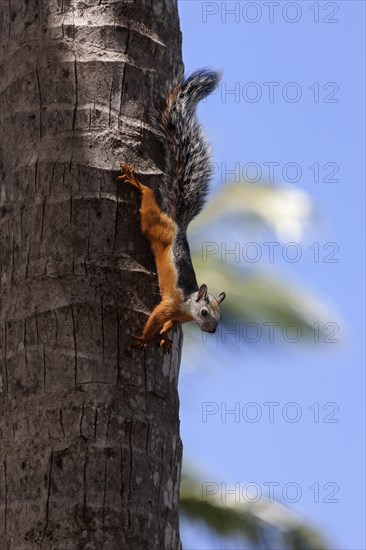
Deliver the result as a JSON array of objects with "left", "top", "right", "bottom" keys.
[{"left": 157, "top": 69, "right": 221, "bottom": 228}]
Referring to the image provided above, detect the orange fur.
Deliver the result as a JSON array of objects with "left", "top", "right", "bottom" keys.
[{"left": 118, "top": 163, "right": 193, "bottom": 351}]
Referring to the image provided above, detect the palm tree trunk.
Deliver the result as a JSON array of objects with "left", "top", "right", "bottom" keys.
[{"left": 0, "top": 1, "right": 183, "bottom": 548}]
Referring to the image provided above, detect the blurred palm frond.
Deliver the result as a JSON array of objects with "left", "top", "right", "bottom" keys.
[
  {"left": 190, "top": 181, "right": 314, "bottom": 242},
  {"left": 180, "top": 473, "right": 328, "bottom": 550}
]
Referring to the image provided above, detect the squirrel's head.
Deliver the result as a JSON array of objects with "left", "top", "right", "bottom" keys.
[{"left": 189, "top": 284, "right": 226, "bottom": 333}]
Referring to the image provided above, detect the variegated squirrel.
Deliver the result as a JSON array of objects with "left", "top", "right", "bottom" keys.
[{"left": 118, "top": 70, "right": 226, "bottom": 352}]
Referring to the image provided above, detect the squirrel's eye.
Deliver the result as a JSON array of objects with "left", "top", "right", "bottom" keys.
[{"left": 201, "top": 309, "right": 208, "bottom": 317}]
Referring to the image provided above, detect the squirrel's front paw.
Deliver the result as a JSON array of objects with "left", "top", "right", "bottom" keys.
[{"left": 159, "top": 336, "right": 173, "bottom": 354}]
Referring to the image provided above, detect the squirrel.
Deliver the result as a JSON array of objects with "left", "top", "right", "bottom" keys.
[{"left": 118, "top": 70, "right": 226, "bottom": 353}]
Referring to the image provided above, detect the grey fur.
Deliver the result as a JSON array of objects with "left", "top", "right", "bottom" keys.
[
  {"left": 156, "top": 69, "right": 221, "bottom": 229},
  {"left": 173, "top": 228, "right": 199, "bottom": 298}
]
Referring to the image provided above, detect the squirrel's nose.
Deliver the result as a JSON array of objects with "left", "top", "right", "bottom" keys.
[{"left": 202, "top": 322, "right": 217, "bottom": 334}]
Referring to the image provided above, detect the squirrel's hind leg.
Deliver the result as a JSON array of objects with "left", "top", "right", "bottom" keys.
[
  {"left": 117, "top": 163, "right": 143, "bottom": 191},
  {"left": 118, "top": 164, "right": 175, "bottom": 247}
]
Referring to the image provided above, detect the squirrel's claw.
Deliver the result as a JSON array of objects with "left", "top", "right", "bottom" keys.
[
  {"left": 120, "top": 162, "right": 135, "bottom": 175},
  {"left": 132, "top": 335, "right": 148, "bottom": 349},
  {"left": 132, "top": 333, "right": 172, "bottom": 354},
  {"left": 159, "top": 336, "right": 173, "bottom": 354},
  {"left": 117, "top": 163, "right": 141, "bottom": 190}
]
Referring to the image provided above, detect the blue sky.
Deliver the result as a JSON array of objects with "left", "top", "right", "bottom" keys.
[{"left": 177, "top": 2, "right": 365, "bottom": 549}]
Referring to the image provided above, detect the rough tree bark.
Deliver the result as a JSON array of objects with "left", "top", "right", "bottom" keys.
[{"left": 0, "top": 0, "right": 183, "bottom": 548}]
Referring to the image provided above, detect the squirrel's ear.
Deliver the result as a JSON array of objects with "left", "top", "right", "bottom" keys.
[
  {"left": 197, "top": 284, "right": 208, "bottom": 301},
  {"left": 217, "top": 292, "right": 226, "bottom": 304}
]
